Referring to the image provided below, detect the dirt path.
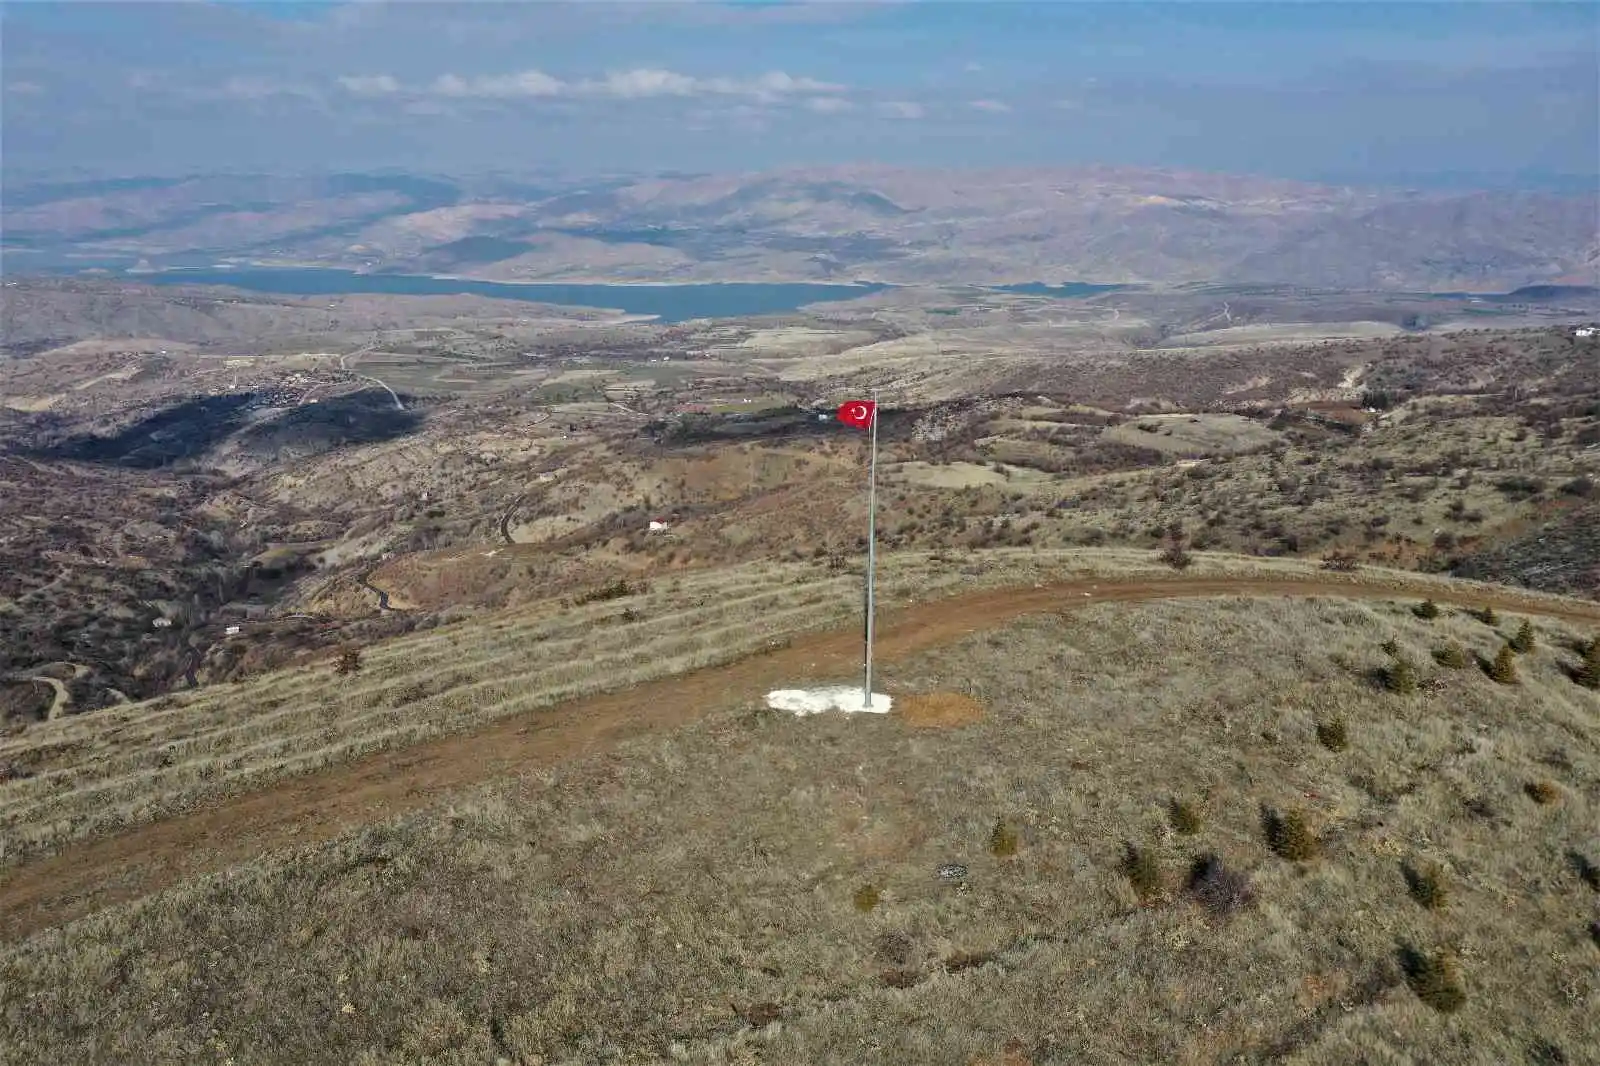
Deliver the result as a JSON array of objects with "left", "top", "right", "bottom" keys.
[
  {"left": 3, "top": 574, "right": 1597, "bottom": 943},
  {"left": 357, "top": 568, "right": 400, "bottom": 612}
]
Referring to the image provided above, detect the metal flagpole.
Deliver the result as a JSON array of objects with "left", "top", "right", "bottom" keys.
[{"left": 864, "top": 387, "right": 879, "bottom": 709}]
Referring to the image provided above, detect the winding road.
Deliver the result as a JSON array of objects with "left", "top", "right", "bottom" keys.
[
  {"left": 357, "top": 568, "right": 399, "bottom": 611},
  {"left": 2, "top": 572, "right": 1597, "bottom": 942}
]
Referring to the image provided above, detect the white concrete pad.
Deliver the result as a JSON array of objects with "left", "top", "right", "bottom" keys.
[{"left": 765, "top": 686, "right": 893, "bottom": 716}]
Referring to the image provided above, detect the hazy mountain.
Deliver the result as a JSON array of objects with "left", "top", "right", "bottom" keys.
[{"left": 4, "top": 167, "right": 1595, "bottom": 291}]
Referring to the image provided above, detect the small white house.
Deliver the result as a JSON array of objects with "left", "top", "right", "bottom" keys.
[
  {"left": 152, "top": 618, "right": 172, "bottom": 629},
  {"left": 224, "top": 625, "right": 242, "bottom": 636},
  {"left": 1575, "top": 326, "right": 1597, "bottom": 338},
  {"left": 648, "top": 520, "right": 669, "bottom": 533}
]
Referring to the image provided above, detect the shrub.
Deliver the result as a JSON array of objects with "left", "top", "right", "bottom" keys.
[
  {"left": 1525, "top": 780, "right": 1561, "bottom": 806},
  {"left": 1380, "top": 637, "right": 1400, "bottom": 657},
  {"left": 1433, "top": 643, "right": 1469, "bottom": 669},
  {"left": 1321, "top": 549, "right": 1360, "bottom": 572},
  {"left": 334, "top": 647, "right": 362, "bottom": 675},
  {"left": 1385, "top": 654, "right": 1419, "bottom": 695},
  {"left": 1413, "top": 599, "right": 1441, "bottom": 620},
  {"left": 1158, "top": 528, "right": 1193, "bottom": 571},
  {"left": 989, "top": 818, "right": 1019, "bottom": 858},
  {"left": 1316, "top": 716, "right": 1349, "bottom": 752},
  {"left": 1568, "top": 851, "right": 1600, "bottom": 892},
  {"left": 1185, "top": 854, "right": 1254, "bottom": 918},
  {"left": 1400, "top": 946, "right": 1466, "bottom": 1014},
  {"left": 874, "top": 929, "right": 913, "bottom": 965},
  {"left": 852, "top": 884, "right": 882, "bottom": 912},
  {"left": 1509, "top": 619, "right": 1535, "bottom": 654},
  {"left": 574, "top": 577, "right": 646, "bottom": 605},
  {"left": 1575, "top": 637, "right": 1599, "bottom": 689},
  {"left": 1479, "top": 605, "right": 1499, "bottom": 626},
  {"left": 1265, "top": 808, "right": 1321, "bottom": 861},
  {"left": 1488, "top": 644, "right": 1519, "bottom": 684},
  {"left": 1169, "top": 798, "right": 1203, "bottom": 836},
  {"left": 1559, "top": 475, "right": 1596, "bottom": 498},
  {"left": 1121, "top": 843, "right": 1162, "bottom": 902},
  {"left": 1402, "top": 861, "right": 1449, "bottom": 910}
]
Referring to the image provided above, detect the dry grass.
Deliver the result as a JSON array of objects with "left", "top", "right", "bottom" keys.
[
  {"left": 10, "top": 547, "right": 1562, "bottom": 867},
  {"left": 896, "top": 692, "right": 986, "bottom": 729},
  {"left": 4, "top": 594, "right": 1597, "bottom": 1064}
]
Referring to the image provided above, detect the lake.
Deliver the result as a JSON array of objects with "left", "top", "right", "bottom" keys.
[
  {"left": 996, "top": 282, "right": 1130, "bottom": 298},
  {"left": 76, "top": 267, "right": 890, "bottom": 324}
]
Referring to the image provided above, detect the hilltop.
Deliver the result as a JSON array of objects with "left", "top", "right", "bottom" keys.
[{"left": 2, "top": 552, "right": 1598, "bottom": 1063}]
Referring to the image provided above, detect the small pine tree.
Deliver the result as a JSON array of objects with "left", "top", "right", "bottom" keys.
[
  {"left": 1488, "top": 644, "right": 1518, "bottom": 685},
  {"left": 1525, "top": 780, "right": 1561, "bottom": 805},
  {"left": 335, "top": 647, "right": 362, "bottom": 675},
  {"left": 1403, "top": 861, "right": 1449, "bottom": 910},
  {"left": 1316, "top": 717, "right": 1349, "bottom": 752},
  {"left": 1401, "top": 947, "right": 1466, "bottom": 1014},
  {"left": 989, "top": 818, "right": 1019, "bottom": 858},
  {"left": 1122, "top": 843, "right": 1162, "bottom": 902},
  {"left": 1386, "top": 654, "right": 1419, "bottom": 695},
  {"left": 1509, "top": 619, "right": 1535, "bottom": 654},
  {"left": 1413, "top": 599, "right": 1441, "bottom": 620},
  {"left": 1433, "top": 643, "right": 1469, "bottom": 669},
  {"left": 1158, "top": 530, "right": 1193, "bottom": 571},
  {"left": 1266, "top": 808, "right": 1321, "bottom": 861},
  {"left": 1169, "top": 798, "right": 1203, "bottom": 836},
  {"left": 1579, "top": 637, "right": 1600, "bottom": 690},
  {"left": 1480, "top": 605, "right": 1499, "bottom": 626}
]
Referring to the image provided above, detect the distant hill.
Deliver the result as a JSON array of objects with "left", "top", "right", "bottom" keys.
[{"left": 3, "top": 166, "right": 1596, "bottom": 291}]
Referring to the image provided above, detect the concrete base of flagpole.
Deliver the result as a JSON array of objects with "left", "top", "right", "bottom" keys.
[{"left": 765, "top": 686, "right": 892, "bottom": 716}]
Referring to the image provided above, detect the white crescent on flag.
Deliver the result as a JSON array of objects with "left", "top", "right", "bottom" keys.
[{"left": 836, "top": 398, "right": 876, "bottom": 429}]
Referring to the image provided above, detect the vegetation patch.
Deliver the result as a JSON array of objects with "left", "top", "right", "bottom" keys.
[
  {"left": 895, "top": 691, "right": 986, "bottom": 729},
  {"left": 1121, "top": 842, "right": 1163, "bottom": 902},
  {"left": 1168, "top": 797, "right": 1203, "bottom": 836},
  {"left": 1265, "top": 807, "right": 1321, "bottom": 861},
  {"left": 1402, "top": 860, "right": 1449, "bottom": 910},
  {"left": 1184, "top": 854, "right": 1254, "bottom": 918},
  {"left": 1399, "top": 946, "right": 1467, "bottom": 1014}
]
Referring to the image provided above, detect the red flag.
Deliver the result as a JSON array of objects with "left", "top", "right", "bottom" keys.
[{"left": 836, "top": 400, "right": 876, "bottom": 429}]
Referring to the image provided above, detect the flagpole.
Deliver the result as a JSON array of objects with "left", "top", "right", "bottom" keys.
[{"left": 864, "top": 387, "right": 879, "bottom": 710}]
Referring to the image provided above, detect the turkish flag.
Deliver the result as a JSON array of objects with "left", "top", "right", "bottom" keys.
[{"left": 836, "top": 400, "right": 876, "bottom": 429}]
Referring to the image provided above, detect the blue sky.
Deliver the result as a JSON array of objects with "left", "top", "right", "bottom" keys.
[{"left": 3, "top": 1, "right": 1596, "bottom": 187}]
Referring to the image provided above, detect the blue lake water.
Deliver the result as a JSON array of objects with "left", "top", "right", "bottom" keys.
[
  {"left": 66, "top": 267, "right": 890, "bottom": 324},
  {"left": 996, "top": 282, "right": 1130, "bottom": 298}
]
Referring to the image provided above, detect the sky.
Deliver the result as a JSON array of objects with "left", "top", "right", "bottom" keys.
[{"left": 2, "top": 0, "right": 1597, "bottom": 188}]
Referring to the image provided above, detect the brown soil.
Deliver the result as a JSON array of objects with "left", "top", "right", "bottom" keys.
[
  {"left": 3, "top": 572, "right": 1598, "bottom": 943},
  {"left": 895, "top": 691, "right": 987, "bottom": 729}
]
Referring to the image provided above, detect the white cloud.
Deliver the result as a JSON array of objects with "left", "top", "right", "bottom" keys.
[
  {"left": 218, "top": 76, "right": 318, "bottom": 101},
  {"left": 337, "top": 74, "right": 401, "bottom": 96},
  {"left": 432, "top": 70, "right": 565, "bottom": 98},
  {"left": 583, "top": 68, "right": 698, "bottom": 98},
  {"left": 876, "top": 100, "right": 925, "bottom": 120},
  {"left": 6, "top": 80, "right": 45, "bottom": 96},
  {"left": 964, "top": 61, "right": 984, "bottom": 73},
  {"left": 969, "top": 99, "right": 1011, "bottom": 113},
  {"left": 337, "top": 67, "right": 845, "bottom": 105},
  {"left": 806, "top": 96, "right": 853, "bottom": 113}
]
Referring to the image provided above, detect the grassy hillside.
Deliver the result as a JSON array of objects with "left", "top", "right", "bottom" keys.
[{"left": 3, "top": 588, "right": 1597, "bottom": 1064}]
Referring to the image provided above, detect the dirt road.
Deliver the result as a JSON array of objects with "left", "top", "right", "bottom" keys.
[{"left": 4, "top": 573, "right": 1597, "bottom": 942}]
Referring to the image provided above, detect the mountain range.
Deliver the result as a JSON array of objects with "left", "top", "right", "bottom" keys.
[{"left": 4, "top": 166, "right": 1596, "bottom": 291}]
